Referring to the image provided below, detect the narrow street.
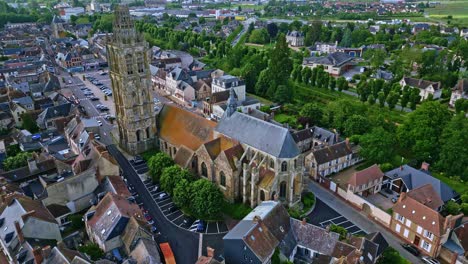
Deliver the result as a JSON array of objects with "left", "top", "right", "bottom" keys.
[{"left": 308, "top": 181, "right": 423, "bottom": 263}]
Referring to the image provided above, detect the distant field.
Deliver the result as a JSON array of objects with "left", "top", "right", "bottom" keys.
[{"left": 427, "top": 0, "right": 468, "bottom": 26}]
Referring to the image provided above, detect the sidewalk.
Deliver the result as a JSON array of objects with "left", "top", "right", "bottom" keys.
[{"left": 308, "top": 181, "right": 422, "bottom": 263}]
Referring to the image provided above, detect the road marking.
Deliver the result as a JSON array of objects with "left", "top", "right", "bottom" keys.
[
  {"left": 333, "top": 220, "right": 349, "bottom": 225},
  {"left": 172, "top": 214, "right": 184, "bottom": 222},
  {"left": 216, "top": 222, "right": 219, "bottom": 233},
  {"left": 346, "top": 224, "right": 356, "bottom": 230},
  {"left": 319, "top": 216, "right": 343, "bottom": 225},
  {"left": 165, "top": 210, "right": 181, "bottom": 217},
  {"left": 205, "top": 223, "right": 209, "bottom": 234},
  {"left": 159, "top": 202, "right": 174, "bottom": 209},
  {"left": 352, "top": 229, "right": 363, "bottom": 234}
]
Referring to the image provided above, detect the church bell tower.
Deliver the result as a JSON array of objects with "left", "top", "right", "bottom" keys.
[{"left": 107, "top": 5, "right": 157, "bottom": 154}]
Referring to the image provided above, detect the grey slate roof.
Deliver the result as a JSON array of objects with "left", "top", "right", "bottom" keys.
[
  {"left": 303, "top": 52, "right": 353, "bottom": 67},
  {"left": 216, "top": 112, "right": 300, "bottom": 158},
  {"left": 384, "top": 165, "right": 458, "bottom": 203}
]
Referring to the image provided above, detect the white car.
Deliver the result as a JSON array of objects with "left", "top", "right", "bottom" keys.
[
  {"left": 158, "top": 192, "right": 168, "bottom": 200},
  {"left": 97, "top": 120, "right": 103, "bottom": 126}
]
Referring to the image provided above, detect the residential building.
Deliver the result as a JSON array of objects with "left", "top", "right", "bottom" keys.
[
  {"left": 107, "top": 6, "right": 158, "bottom": 154},
  {"left": 390, "top": 187, "right": 463, "bottom": 257},
  {"left": 36, "top": 103, "right": 76, "bottom": 131},
  {"left": 440, "top": 221, "right": 468, "bottom": 264},
  {"left": 303, "top": 52, "right": 354, "bottom": 77},
  {"left": 449, "top": 79, "right": 467, "bottom": 107},
  {"left": 412, "top": 23, "right": 430, "bottom": 34},
  {"left": 211, "top": 74, "right": 246, "bottom": 102},
  {"left": 84, "top": 192, "right": 149, "bottom": 253},
  {"left": 292, "top": 126, "right": 340, "bottom": 153},
  {"left": 43, "top": 243, "right": 91, "bottom": 263},
  {"left": 384, "top": 164, "right": 459, "bottom": 204},
  {"left": 305, "top": 140, "right": 361, "bottom": 180},
  {"left": 461, "top": 29, "right": 468, "bottom": 39},
  {"left": 223, "top": 201, "right": 291, "bottom": 263},
  {"left": 0, "top": 194, "right": 62, "bottom": 263},
  {"left": 347, "top": 164, "right": 384, "bottom": 196},
  {"left": 314, "top": 41, "right": 339, "bottom": 54},
  {"left": 399, "top": 77, "right": 442, "bottom": 100},
  {"left": 286, "top": 31, "right": 304, "bottom": 47}
]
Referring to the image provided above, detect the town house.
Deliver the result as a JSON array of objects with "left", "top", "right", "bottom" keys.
[
  {"left": 399, "top": 77, "right": 442, "bottom": 101},
  {"left": 347, "top": 164, "right": 384, "bottom": 196},
  {"left": 303, "top": 52, "right": 354, "bottom": 77},
  {"left": 449, "top": 79, "right": 467, "bottom": 107}
]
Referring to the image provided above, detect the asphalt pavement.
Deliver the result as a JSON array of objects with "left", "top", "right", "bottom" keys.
[{"left": 108, "top": 144, "right": 200, "bottom": 263}]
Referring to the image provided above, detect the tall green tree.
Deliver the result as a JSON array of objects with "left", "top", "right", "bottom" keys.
[
  {"left": 343, "top": 115, "right": 372, "bottom": 136},
  {"left": 436, "top": 113, "right": 468, "bottom": 179},
  {"left": 160, "top": 165, "right": 192, "bottom": 195},
  {"left": 173, "top": 179, "right": 193, "bottom": 208},
  {"left": 397, "top": 101, "right": 451, "bottom": 162},
  {"left": 299, "top": 103, "right": 323, "bottom": 126},
  {"left": 360, "top": 127, "right": 397, "bottom": 164},
  {"left": 148, "top": 153, "right": 174, "bottom": 182},
  {"left": 191, "top": 179, "right": 224, "bottom": 219}
]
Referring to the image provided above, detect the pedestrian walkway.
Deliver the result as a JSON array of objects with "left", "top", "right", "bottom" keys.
[{"left": 308, "top": 181, "right": 422, "bottom": 263}]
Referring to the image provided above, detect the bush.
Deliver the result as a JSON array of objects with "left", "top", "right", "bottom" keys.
[
  {"left": 461, "top": 203, "right": 468, "bottom": 216},
  {"left": 3, "top": 152, "right": 33, "bottom": 171},
  {"left": 377, "top": 247, "right": 410, "bottom": 264},
  {"left": 222, "top": 202, "right": 253, "bottom": 220},
  {"left": 445, "top": 200, "right": 460, "bottom": 215},
  {"left": 69, "top": 214, "right": 84, "bottom": 230},
  {"left": 147, "top": 152, "right": 174, "bottom": 182},
  {"left": 78, "top": 243, "right": 104, "bottom": 261},
  {"left": 330, "top": 224, "right": 347, "bottom": 240},
  {"left": 302, "top": 192, "right": 315, "bottom": 209}
]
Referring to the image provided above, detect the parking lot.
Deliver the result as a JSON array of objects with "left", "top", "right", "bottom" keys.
[
  {"left": 141, "top": 177, "right": 228, "bottom": 235},
  {"left": 308, "top": 198, "right": 366, "bottom": 236}
]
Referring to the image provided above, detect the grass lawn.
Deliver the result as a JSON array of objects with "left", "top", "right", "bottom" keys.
[
  {"left": 222, "top": 202, "right": 253, "bottom": 220},
  {"left": 247, "top": 92, "right": 273, "bottom": 105},
  {"left": 273, "top": 113, "right": 296, "bottom": 123},
  {"left": 426, "top": 0, "right": 468, "bottom": 26},
  {"left": 431, "top": 172, "right": 468, "bottom": 195}
]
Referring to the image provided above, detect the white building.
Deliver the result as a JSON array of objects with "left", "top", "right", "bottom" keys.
[{"left": 211, "top": 75, "right": 246, "bottom": 102}]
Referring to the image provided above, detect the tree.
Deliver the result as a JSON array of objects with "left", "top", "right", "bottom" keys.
[
  {"left": 270, "top": 33, "right": 292, "bottom": 85},
  {"left": 299, "top": 103, "right": 323, "bottom": 126},
  {"left": 367, "top": 94, "right": 376, "bottom": 105},
  {"left": 340, "top": 28, "right": 352, "bottom": 47},
  {"left": 397, "top": 101, "right": 451, "bottom": 162},
  {"left": 148, "top": 153, "right": 174, "bottom": 182},
  {"left": 329, "top": 77, "right": 336, "bottom": 91},
  {"left": 302, "top": 67, "right": 311, "bottom": 84},
  {"left": 191, "top": 179, "right": 224, "bottom": 219},
  {"left": 78, "top": 243, "right": 104, "bottom": 261},
  {"left": 305, "top": 20, "right": 322, "bottom": 46},
  {"left": 363, "top": 49, "right": 387, "bottom": 70},
  {"left": 400, "top": 86, "right": 411, "bottom": 109},
  {"left": 249, "top": 28, "right": 269, "bottom": 44},
  {"left": 359, "top": 127, "right": 397, "bottom": 164},
  {"left": 20, "top": 113, "right": 39, "bottom": 133},
  {"left": 343, "top": 115, "right": 372, "bottom": 136},
  {"left": 378, "top": 92, "right": 386, "bottom": 108},
  {"left": 436, "top": 113, "right": 468, "bottom": 179},
  {"left": 173, "top": 179, "right": 192, "bottom": 209},
  {"left": 445, "top": 200, "right": 461, "bottom": 215},
  {"left": 377, "top": 247, "right": 410, "bottom": 264},
  {"left": 274, "top": 85, "right": 293, "bottom": 104},
  {"left": 160, "top": 165, "right": 191, "bottom": 195},
  {"left": 386, "top": 91, "right": 399, "bottom": 109},
  {"left": 266, "top": 22, "right": 278, "bottom": 39},
  {"left": 3, "top": 152, "right": 33, "bottom": 171},
  {"left": 455, "top": 99, "right": 468, "bottom": 113},
  {"left": 255, "top": 69, "right": 272, "bottom": 96},
  {"left": 330, "top": 224, "right": 347, "bottom": 240}
]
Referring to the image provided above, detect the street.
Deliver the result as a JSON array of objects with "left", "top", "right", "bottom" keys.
[{"left": 308, "top": 181, "right": 423, "bottom": 263}]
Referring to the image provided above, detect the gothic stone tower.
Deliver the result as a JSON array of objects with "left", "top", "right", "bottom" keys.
[{"left": 107, "top": 6, "right": 157, "bottom": 154}]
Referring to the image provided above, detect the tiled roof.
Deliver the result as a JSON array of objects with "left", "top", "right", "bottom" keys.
[
  {"left": 173, "top": 145, "right": 194, "bottom": 168},
  {"left": 290, "top": 218, "right": 340, "bottom": 256},
  {"left": 87, "top": 192, "right": 145, "bottom": 242},
  {"left": 158, "top": 104, "right": 216, "bottom": 151},
  {"left": 348, "top": 164, "right": 383, "bottom": 187},
  {"left": 6, "top": 194, "right": 57, "bottom": 223},
  {"left": 46, "top": 204, "right": 71, "bottom": 218},
  {"left": 303, "top": 52, "right": 353, "bottom": 67},
  {"left": 452, "top": 79, "right": 468, "bottom": 94},
  {"left": 312, "top": 141, "right": 352, "bottom": 164},
  {"left": 222, "top": 144, "right": 244, "bottom": 171},
  {"left": 392, "top": 192, "right": 445, "bottom": 236},
  {"left": 216, "top": 112, "right": 300, "bottom": 158},
  {"left": 203, "top": 136, "right": 237, "bottom": 161},
  {"left": 402, "top": 77, "right": 441, "bottom": 91},
  {"left": 384, "top": 165, "right": 458, "bottom": 203},
  {"left": 406, "top": 184, "right": 444, "bottom": 210},
  {"left": 107, "top": 176, "right": 132, "bottom": 198}
]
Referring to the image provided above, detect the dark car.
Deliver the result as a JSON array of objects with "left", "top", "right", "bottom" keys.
[{"left": 401, "top": 244, "right": 420, "bottom": 256}]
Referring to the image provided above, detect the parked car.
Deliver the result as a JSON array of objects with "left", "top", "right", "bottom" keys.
[
  {"left": 97, "top": 120, "right": 103, "bottom": 126},
  {"left": 392, "top": 194, "right": 401, "bottom": 203},
  {"left": 90, "top": 97, "right": 99, "bottom": 101},
  {"left": 94, "top": 134, "right": 101, "bottom": 140},
  {"left": 151, "top": 225, "right": 158, "bottom": 233},
  {"left": 158, "top": 193, "right": 168, "bottom": 200},
  {"left": 401, "top": 244, "right": 420, "bottom": 256},
  {"left": 168, "top": 206, "right": 177, "bottom": 213},
  {"left": 197, "top": 220, "right": 206, "bottom": 232},
  {"left": 421, "top": 257, "right": 440, "bottom": 264}
]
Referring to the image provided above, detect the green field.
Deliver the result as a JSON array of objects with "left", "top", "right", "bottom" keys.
[{"left": 427, "top": 0, "right": 468, "bottom": 26}]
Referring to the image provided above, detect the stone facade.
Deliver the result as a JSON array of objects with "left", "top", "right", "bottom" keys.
[{"left": 107, "top": 6, "right": 157, "bottom": 154}]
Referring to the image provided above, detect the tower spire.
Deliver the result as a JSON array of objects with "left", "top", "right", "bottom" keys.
[{"left": 225, "top": 88, "right": 237, "bottom": 118}]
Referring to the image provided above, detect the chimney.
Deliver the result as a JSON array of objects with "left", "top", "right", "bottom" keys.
[
  {"left": 398, "top": 192, "right": 406, "bottom": 203},
  {"left": 421, "top": 162, "right": 430, "bottom": 171},
  {"left": 345, "top": 137, "right": 350, "bottom": 146},
  {"left": 306, "top": 123, "right": 309, "bottom": 129},
  {"left": 89, "top": 132, "right": 95, "bottom": 141},
  {"left": 400, "top": 166, "right": 404, "bottom": 171},
  {"left": 27, "top": 158, "right": 38, "bottom": 173},
  {"left": 33, "top": 247, "right": 44, "bottom": 264},
  {"left": 301, "top": 218, "right": 307, "bottom": 225},
  {"left": 253, "top": 215, "right": 261, "bottom": 223},
  {"left": 42, "top": 245, "right": 52, "bottom": 259},
  {"left": 206, "top": 247, "right": 215, "bottom": 258},
  {"left": 21, "top": 210, "right": 36, "bottom": 222},
  {"left": 14, "top": 221, "right": 24, "bottom": 244}
]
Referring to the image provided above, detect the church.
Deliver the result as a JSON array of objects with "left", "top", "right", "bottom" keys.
[
  {"left": 108, "top": 6, "right": 304, "bottom": 207},
  {"left": 157, "top": 89, "right": 304, "bottom": 208}
]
